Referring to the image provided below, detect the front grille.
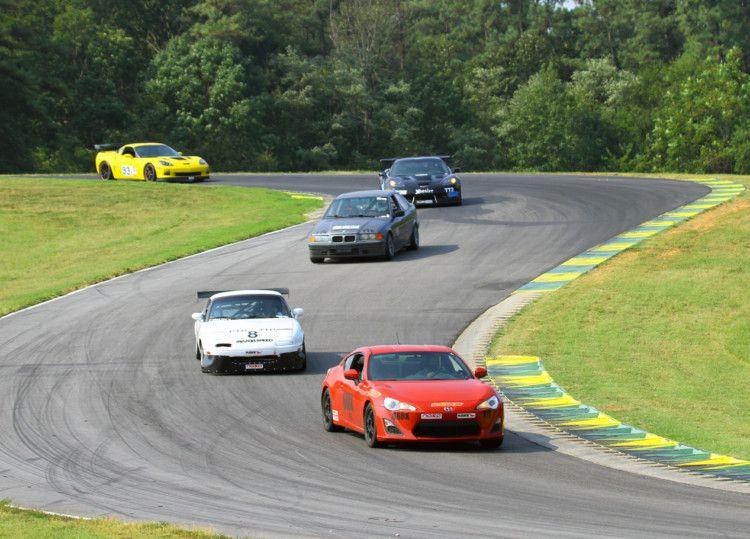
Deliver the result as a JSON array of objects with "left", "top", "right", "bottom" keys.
[
  {"left": 412, "top": 421, "right": 480, "bottom": 438},
  {"left": 174, "top": 172, "right": 200, "bottom": 177}
]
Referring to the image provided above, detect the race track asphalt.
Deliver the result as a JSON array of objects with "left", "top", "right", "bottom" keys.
[{"left": 1, "top": 173, "right": 749, "bottom": 537}]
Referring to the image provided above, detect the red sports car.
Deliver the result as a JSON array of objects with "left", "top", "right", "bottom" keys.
[{"left": 320, "top": 345, "right": 504, "bottom": 448}]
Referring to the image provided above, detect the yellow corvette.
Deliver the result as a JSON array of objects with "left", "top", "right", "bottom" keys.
[{"left": 94, "top": 142, "right": 210, "bottom": 181}]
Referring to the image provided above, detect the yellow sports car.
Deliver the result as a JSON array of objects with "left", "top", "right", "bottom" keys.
[{"left": 94, "top": 142, "right": 210, "bottom": 181}]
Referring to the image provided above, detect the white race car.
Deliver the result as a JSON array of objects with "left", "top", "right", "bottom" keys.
[{"left": 192, "top": 289, "right": 306, "bottom": 373}]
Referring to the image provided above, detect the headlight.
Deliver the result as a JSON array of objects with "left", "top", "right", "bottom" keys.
[
  {"left": 450, "top": 177, "right": 458, "bottom": 184},
  {"left": 389, "top": 180, "right": 397, "bottom": 187},
  {"left": 309, "top": 234, "right": 329, "bottom": 243},
  {"left": 199, "top": 158, "right": 207, "bottom": 165},
  {"left": 359, "top": 232, "right": 384, "bottom": 241},
  {"left": 159, "top": 160, "right": 172, "bottom": 166},
  {"left": 383, "top": 397, "right": 416, "bottom": 411},
  {"left": 477, "top": 395, "right": 500, "bottom": 410}
]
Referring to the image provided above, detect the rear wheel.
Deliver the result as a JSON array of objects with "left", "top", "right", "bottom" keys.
[
  {"left": 322, "top": 389, "right": 342, "bottom": 432},
  {"left": 480, "top": 437, "right": 503, "bottom": 449},
  {"left": 310, "top": 256, "right": 324, "bottom": 264},
  {"left": 383, "top": 233, "right": 396, "bottom": 260},
  {"left": 363, "top": 403, "right": 381, "bottom": 447},
  {"left": 407, "top": 225, "right": 419, "bottom": 250},
  {"left": 144, "top": 164, "right": 157, "bottom": 182},
  {"left": 99, "top": 161, "right": 113, "bottom": 180}
]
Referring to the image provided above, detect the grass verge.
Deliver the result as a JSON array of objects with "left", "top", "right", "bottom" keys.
[
  {"left": 490, "top": 174, "right": 750, "bottom": 459},
  {"left": 0, "top": 177, "right": 322, "bottom": 317},
  {"left": 0, "top": 500, "right": 227, "bottom": 538}
]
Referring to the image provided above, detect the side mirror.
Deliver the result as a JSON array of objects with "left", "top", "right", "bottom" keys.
[
  {"left": 378, "top": 171, "right": 387, "bottom": 178},
  {"left": 292, "top": 307, "right": 304, "bottom": 319},
  {"left": 474, "top": 366, "right": 487, "bottom": 378},
  {"left": 123, "top": 153, "right": 133, "bottom": 159},
  {"left": 344, "top": 368, "right": 360, "bottom": 381},
  {"left": 178, "top": 151, "right": 183, "bottom": 155},
  {"left": 191, "top": 312, "right": 203, "bottom": 321}
]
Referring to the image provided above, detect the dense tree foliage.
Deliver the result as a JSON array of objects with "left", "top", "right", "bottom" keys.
[{"left": 2, "top": 0, "right": 750, "bottom": 173}]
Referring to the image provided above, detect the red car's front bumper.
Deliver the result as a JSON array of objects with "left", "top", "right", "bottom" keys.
[{"left": 376, "top": 406, "right": 504, "bottom": 443}]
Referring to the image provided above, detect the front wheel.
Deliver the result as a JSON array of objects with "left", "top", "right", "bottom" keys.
[
  {"left": 383, "top": 233, "right": 396, "bottom": 260},
  {"left": 480, "top": 437, "right": 503, "bottom": 449},
  {"left": 144, "top": 164, "right": 157, "bottom": 182},
  {"left": 322, "top": 389, "right": 343, "bottom": 432},
  {"left": 296, "top": 343, "right": 307, "bottom": 371},
  {"left": 310, "top": 256, "right": 324, "bottom": 264},
  {"left": 363, "top": 403, "right": 381, "bottom": 448},
  {"left": 407, "top": 225, "right": 419, "bottom": 250}
]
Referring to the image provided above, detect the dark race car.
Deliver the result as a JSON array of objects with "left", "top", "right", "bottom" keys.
[
  {"left": 378, "top": 156, "right": 462, "bottom": 206},
  {"left": 308, "top": 190, "right": 419, "bottom": 263}
]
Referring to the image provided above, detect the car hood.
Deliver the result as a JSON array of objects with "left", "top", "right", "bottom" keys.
[
  {"left": 200, "top": 318, "right": 297, "bottom": 341},
  {"left": 160, "top": 155, "right": 204, "bottom": 165},
  {"left": 371, "top": 379, "right": 494, "bottom": 409},
  {"left": 313, "top": 216, "right": 389, "bottom": 234}
]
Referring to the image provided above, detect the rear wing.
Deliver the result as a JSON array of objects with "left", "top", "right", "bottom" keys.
[
  {"left": 379, "top": 155, "right": 452, "bottom": 165},
  {"left": 94, "top": 143, "right": 123, "bottom": 151},
  {"left": 197, "top": 288, "right": 289, "bottom": 299}
]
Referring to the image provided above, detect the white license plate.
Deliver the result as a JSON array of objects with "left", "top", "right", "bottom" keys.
[
  {"left": 416, "top": 188, "right": 433, "bottom": 194},
  {"left": 245, "top": 363, "right": 264, "bottom": 370},
  {"left": 188, "top": 176, "right": 195, "bottom": 180},
  {"left": 420, "top": 413, "right": 442, "bottom": 420},
  {"left": 457, "top": 413, "right": 476, "bottom": 419}
]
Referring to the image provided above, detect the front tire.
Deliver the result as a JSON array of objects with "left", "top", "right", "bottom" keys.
[
  {"left": 363, "top": 403, "right": 381, "bottom": 448},
  {"left": 144, "top": 164, "right": 157, "bottom": 182},
  {"left": 383, "top": 233, "right": 396, "bottom": 261},
  {"left": 407, "top": 225, "right": 419, "bottom": 250},
  {"left": 310, "top": 256, "right": 324, "bottom": 264},
  {"left": 99, "top": 161, "right": 113, "bottom": 180},
  {"left": 322, "top": 388, "right": 343, "bottom": 432},
  {"left": 480, "top": 437, "right": 503, "bottom": 449},
  {"left": 199, "top": 343, "right": 215, "bottom": 373},
  {"left": 296, "top": 343, "right": 307, "bottom": 371}
]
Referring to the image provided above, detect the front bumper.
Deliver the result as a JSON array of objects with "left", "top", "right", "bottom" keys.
[
  {"left": 392, "top": 186, "right": 461, "bottom": 202},
  {"left": 205, "top": 349, "right": 305, "bottom": 373},
  {"left": 159, "top": 165, "right": 210, "bottom": 180},
  {"left": 309, "top": 241, "right": 387, "bottom": 258},
  {"left": 376, "top": 406, "right": 503, "bottom": 443}
]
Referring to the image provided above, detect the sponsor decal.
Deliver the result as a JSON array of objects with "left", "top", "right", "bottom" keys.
[
  {"left": 457, "top": 413, "right": 476, "bottom": 419},
  {"left": 431, "top": 402, "right": 463, "bottom": 407},
  {"left": 331, "top": 410, "right": 339, "bottom": 421},
  {"left": 443, "top": 406, "right": 454, "bottom": 412},
  {"left": 332, "top": 225, "right": 361, "bottom": 231},
  {"left": 370, "top": 390, "right": 382, "bottom": 398},
  {"left": 420, "top": 413, "right": 442, "bottom": 420},
  {"left": 248, "top": 331, "right": 258, "bottom": 338},
  {"left": 236, "top": 338, "right": 274, "bottom": 343}
]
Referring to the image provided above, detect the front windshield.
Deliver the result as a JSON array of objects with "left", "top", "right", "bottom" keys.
[
  {"left": 368, "top": 352, "right": 472, "bottom": 381},
  {"left": 391, "top": 158, "right": 449, "bottom": 176},
  {"left": 135, "top": 144, "right": 180, "bottom": 158},
  {"left": 324, "top": 196, "right": 390, "bottom": 218},
  {"left": 207, "top": 295, "right": 291, "bottom": 320}
]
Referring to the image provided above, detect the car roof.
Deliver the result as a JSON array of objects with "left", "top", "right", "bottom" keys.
[
  {"left": 335, "top": 190, "right": 393, "bottom": 199},
  {"left": 209, "top": 290, "right": 284, "bottom": 300},
  {"left": 364, "top": 344, "right": 456, "bottom": 355},
  {"left": 393, "top": 156, "right": 446, "bottom": 163}
]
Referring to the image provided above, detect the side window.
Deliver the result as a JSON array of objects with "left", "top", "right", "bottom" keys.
[
  {"left": 121, "top": 147, "right": 136, "bottom": 157},
  {"left": 203, "top": 300, "right": 211, "bottom": 319}
]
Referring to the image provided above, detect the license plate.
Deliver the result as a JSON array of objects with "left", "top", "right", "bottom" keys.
[
  {"left": 416, "top": 188, "right": 433, "bottom": 194},
  {"left": 457, "top": 413, "right": 476, "bottom": 419},
  {"left": 245, "top": 363, "right": 263, "bottom": 370},
  {"left": 420, "top": 413, "right": 442, "bottom": 420},
  {"left": 188, "top": 176, "right": 195, "bottom": 180}
]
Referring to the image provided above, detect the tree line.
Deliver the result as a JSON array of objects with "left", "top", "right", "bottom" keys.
[{"left": 2, "top": 0, "right": 750, "bottom": 174}]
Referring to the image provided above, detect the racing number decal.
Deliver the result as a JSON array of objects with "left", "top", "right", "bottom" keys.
[{"left": 121, "top": 165, "right": 136, "bottom": 176}]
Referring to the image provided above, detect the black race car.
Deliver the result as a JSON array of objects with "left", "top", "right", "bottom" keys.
[
  {"left": 378, "top": 156, "right": 462, "bottom": 205},
  {"left": 308, "top": 190, "right": 419, "bottom": 263}
]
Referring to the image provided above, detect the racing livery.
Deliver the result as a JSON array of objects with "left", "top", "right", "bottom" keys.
[
  {"left": 308, "top": 190, "right": 419, "bottom": 263},
  {"left": 192, "top": 289, "right": 305, "bottom": 373},
  {"left": 379, "top": 156, "right": 462, "bottom": 205},
  {"left": 94, "top": 142, "right": 209, "bottom": 181},
  {"left": 321, "top": 345, "right": 504, "bottom": 448}
]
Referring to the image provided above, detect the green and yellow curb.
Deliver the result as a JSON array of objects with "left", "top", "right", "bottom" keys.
[{"left": 490, "top": 178, "right": 749, "bottom": 481}]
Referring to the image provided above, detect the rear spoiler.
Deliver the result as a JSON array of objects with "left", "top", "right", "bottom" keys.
[
  {"left": 94, "top": 143, "right": 123, "bottom": 151},
  {"left": 197, "top": 288, "right": 289, "bottom": 299},
  {"left": 379, "top": 155, "right": 452, "bottom": 164}
]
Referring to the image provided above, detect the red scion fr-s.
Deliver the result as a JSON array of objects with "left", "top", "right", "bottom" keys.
[{"left": 321, "top": 345, "right": 504, "bottom": 448}]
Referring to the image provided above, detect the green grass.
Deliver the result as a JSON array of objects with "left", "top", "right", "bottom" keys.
[
  {"left": 490, "top": 174, "right": 750, "bottom": 459},
  {"left": 0, "top": 500, "right": 228, "bottom": 538},
  {"left": 0, "top": 177, "right": 322, "bottom": 317}
]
